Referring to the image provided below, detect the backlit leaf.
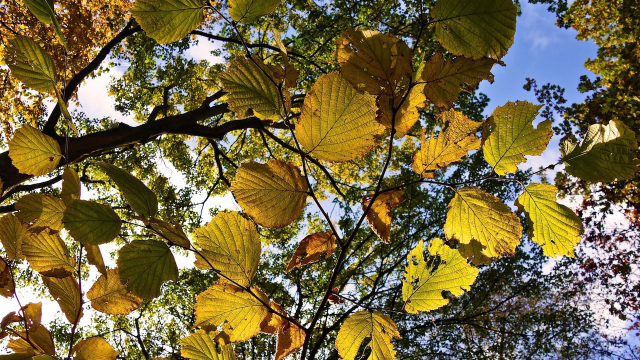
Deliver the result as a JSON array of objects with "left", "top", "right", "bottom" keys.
[
  {"left": 377, "top": 85, "right": 426, "bottom": 137},
  {"left": 117, "top": 240, "right": 178, "bottom": 299},
  {"left": 15, "top": 194, "right": 65, "bottom": 231},
  {"left": 22, "top": 231, "right": 75, "bottom": 278},
  {"left": 482, "top": 101, "right": 552, "bottom": 175},
  {"left": 9, "top": 324, "right": 55, "bottom": 355},
  {"left": 561, "top": 120, "right": 638, "bottom": 182},
  {"left": 228, "top": 0, "right": 280, "bottom": 24},
  {"left": 259, "top": 301, "right": 286, "bottom": 334},
  {"left": 230, "top": 160, "right": 308, "bottom": 229},
  {"left": 402, "top": 239, "right": 479, "bottom": 313},
  {"left": 41, "top": 275, "right": 82, "bottom": 324},
  {"left": 87, "top": 269, "right": 142, "bottom": 315},
  {"left": 0, "top": 214, "right": 29, "bottom": 260},
  {"left": 131, "top": 0, "right": 205, "bottom": 44},
  {"left": 8, "top": 125, "right": 61, "bottom": 177},
  {"left": 297, "top": 72, "right": 384, "bottom": 162},
  {"left": 275, "top": 322, "right": 305, "bottom": 360},
  {"left": 96, "top": 162, "right": 158, "bottom": 219},
  {"left": 515, "top": 183, "right": 583, "bottom": 257},
  {"left": 363, "top": 190, "right": 406, "bottom": 243},
  {"left": 194, "top": 212, "right": 260, "bottom": 286},
  {"left": 60, "top": 168, "right": 81, "bottom": 206},
  {"left": 335, "top": 311, "right": 400, "bottom": 360},
  {"left": 180, "top": 330, "right": 237, "bottom": 360},
  {"left": 285, "top": 231, "right": 336, "bottom": 273},
  {"left": 149, "top": 218, "right": 191, "bottom": 248},
  {"left": 62, "top": 200, "right": 121, "bottom": 245},
  {"left": 72, "top": 337, "right": 119, "bottom": 360},
  {"left": 4, "top": 37, "right": 57, "bottom": 93},
  {"left": 457, "top": 239, "right": 492, "bottom": 266},
  {"left": 432, "top": 0, "right": 517, "bottom": 59},
  {"left": 21, "top": 302, "right": 42, "bottom": 327},
  {"left": 23, "top": 0, "right": 68, "bottom": 49},
  {"left": 195, "top": 282, "right": 270, "bottom": 342},
  {"left": 421, "top": 53, "right": 500, "bottom": 109},
  {"left": 444, "top": 187, "right": 522, "bottom": 258},
  {"left": 0, "top": 258, "right": 15, "bottom": 298},
  {"left": 412, "top": 109, "right": 482, "bottom": 177},
  {"left": 84, "top": 244, "right": 107, "bottom": 277}
]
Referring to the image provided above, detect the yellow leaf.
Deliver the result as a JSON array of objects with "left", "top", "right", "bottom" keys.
[
  {"left": 84, "top": 244, "right": 107, "bottom": 277},
  {"left": 515, "top": 183, "right": 584, "bottom": 257},
  {"left": 0, "top": 214, "right": 29, "bottom": 260},
  {"left": 402, "top": 239, "right": 479, "bottom": 313},
  {"left": 362, "top": 190, "right": 406, "bottom": 243},
  {"left": 72, "top": 337, "right": 118, "bottom": 360},
  {"left": 8, "top": 125, "right": 61, "bottom": 177},
  {"left": 4, "top": 37, "right": 57, "bottom": 94},
  {"left": 275, "top": 322, "right": 305, "bottom": 360},
  {"left": 228, "top": 0, "right": 280, "bottom": 24},
  {"left": 9, "top": 325, "right": 55, "bottom": 355},
  {"left": 194, "top": 212, "right": 261, "bottom": 287},
  {"left": 285, "top": 231, "right": 336, "bottom": 273},
  {"left": 335, "top": 311, "right": 400, "bottom": 360},
  {"left": 180, "top": 330, "right": 237, "bottom": 360},
  {"left": 457, "top": 239, "right": 493, "bottom": 266},
  {"left": 444, "top": 187, "right": 522, "bottom": 258},
  {"left": 482, "top": 101, "right": 551, "bottom": 175},
  {"left": 132, "top": 0, "right": 205, "bottom": 44},
  {"left": 297, "top": 72, "right": 384, "bottom": 162},
  {"left": 259, "top": 301, "right": 287, "bottom": 334},
  {"left": 22, "top": 231, "right": 75, "bottom": 278},
  {"left": 149, "top": 217, "right": 191, "bottom": 248},
  {"left": 117, "top": 240, "right": 178, "bottom": 299},
  {"left": 15, "top": 194, "right": 65, "bottom": 231},
  {"left": 412, "top": 109, "right": 482, "bottom": 177},
  {"left": 87, "top": 269, "right": 142, "bottom": 315},
  {"left": 377, "top": 85, "right": 426, "bottom": 137},
  {"left": 194, "top": 282, "right": 270, "bottom": 342},
  {"left": 231, "top": 160, "right": 308, "bottom": 229},
  {"left": 21, "top": 302, "right": 42, "bottom": 328},
  {"left": 60, "top": 168, "right": 81, "bottom": 206},
  {"left": 41, "top": 275, "right": 82, "bottom": 324}
]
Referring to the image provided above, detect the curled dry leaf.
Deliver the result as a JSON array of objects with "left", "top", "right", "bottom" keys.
[{"left": 285, "top": 231, "right": 336, "bottom": 273}]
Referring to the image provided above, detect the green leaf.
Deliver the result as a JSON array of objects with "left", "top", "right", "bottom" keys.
[
  {"left": 403, "top": 239, "right": 479, "bottom": 313},
  {"left": 95, "top": 162, "right": 158, "bottom": 219},
  {"left": 63, "top": 200, "right": 122, "bottom": 245},
  {"left": 87, "top": 268, "right": 142, "bottom": 315},
  {"left": 335, "top": 310, "right": 400, "bottom": 360},
  {"left": 117, "top": 240, "right": 178, "bottom": 299},
  {"left": 131, "top": 0, "right": 205, "bottom": 44},
  {"left": 22, "top": 231, "right": 75, "bottom": 278},
  {"left": 15, "top": 193, "right": 65, "bottom": 231},
  {"left": 297, "top": 72, "right": 384, "bottom": 162},
  {"left": 4, "top": 36, "right": 57, "bottom": 93},
  {"left": 228, "top": 0, "right": 280, "bottom": 24},
  {"left": 41, "top": 275, "right": 82, "bottom": 324},
  {"left": 194, "top": 212, "right": 261, "bottom": 286},
  {"left": 482, "top": 101, "right": 552, "bottom": 175},
  {"left": 219, "top": 56, "right": 289, "bottom": 121},
  {"left": 230, "top": 160, "right": 308, "bottom": 229},
  {"left": 0, "top": 214, "right": 29, "bottom": 260},
  {"left": 516, "top": 183, "right": 584, "bottom": 257},
  {"left": 561, "top": 120, "right": 638, "bottom": 182},
  {"left": 23, "top": 0, "right": 68, "bottom": 49},
  {"left": 60, "top": 168, "right": 81, "bottom": 206},
  {"left": 8, "top": 125, "right": 61, "bottom": 176},
  {"left": 432, "top": 0, "right": 517, "bottom": 59},
  {"left": 444, "top": 187, "right": 522, "bottom": 258},
  {"left": 180, "top": 330, "right": 237, "bottom": 360}
]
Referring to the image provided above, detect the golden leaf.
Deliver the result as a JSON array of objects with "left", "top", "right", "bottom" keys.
[
  {"left": 22, "top": 231, "right": 75, "bottom": 278},
  {"left": 87, "top": 269, "right": 142, "bottom": 316},
  {"left": 335, "top": 311, "right": 400, "bottom": 360},
  {"left": 285, "top": 231, "right": 336, "bottom": 273},
  {"left": 362, "top": 190, "right": 406, "bottom": 243}
]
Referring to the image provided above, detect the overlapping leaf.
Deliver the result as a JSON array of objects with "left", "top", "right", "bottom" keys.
[
  {"left": 96, "top": 162, "right": 158, "bottom": 219},
  {"left": 482, "top": 101, "right": 552, "bottom": 175},
  {"left": 23, "top": 0, "right": 68, "bottom": 48},
  {"left": 63, "top": 200, "right": 121, "bottom": 245},
  {"left": 561, "top": 120, "right": 638, "bottom": 182},
  {"left": 8, "top": 125, "right": 61, "bottom": 176},
  {"left": 194, "top": 212, "right": 261, "bottom": 286},
  {"left": 432, "top": 0, "right": 517, "bottom": 59},
  {"left": 131, "top": 0, "right": 205, "bottom": 44},
  {"left": 60, "top": 168, "right": 81, "bottom": 206},
  {"left": 4, "top": 36, "right": 57, "bottom": 93},
  {"left": 15, "top": 193, "right": 65, "bottom": 231},
  {"left": 515, "top": 183, "right": 584, "bottom": 257},
  {"left": 117, "top": 240, "right": 178, "bottom": 299},
  {"left": 149, "top": 217, "right": 191, "bottom": 248},
  {"left": 275, "top": 322, "right": 305, "bottom": 360},
  {"left": 72, "top": 337, "right": 119, "bottom": 360},
  {"left": 403, "top": 239, "right": 479, "bottom": 313},
  {"left": 230, "top": 160, "right": 308, "bottom": 229},
  {"left": 444, "top": 187, "right": 522, "bottom": 258},
  {"left": 22, "top": 231, "right": 75, "bottom": 278},
  {"left": 41, "top": 275, "right": 82, "bottom": 324},
  {"left": 285, "top": 231, "right": 336, "bottom": 273},
  {"left": 297, "top": 72, "right": 383, "bottom": 162},
  {"left": 195, "top": 282, "right": 270, "bottom": 342},
  {"left": 0, "top": 214, "right": 29, "bottom": 260},
  {"left": 180, "top": 330, "right": 237, "bottom": 360},
  {"left": 377, "top": 85, "right": 426, "bottom": 137},
  {"left": 362, "top": 190, "right": 406, "bottom": 243},
  {"left": 84, "top": 244, "right": 108, "bottom": 277},
  {"left": 87, "top": 269, "right": 142, "bottom": 315},
  {"left": 228, "top": 0, "right": 280, "bottom": 24},
  {"left": 335, "top": 311, "right": 400, "bottom": 360},
  {"left": 457, "top": 239, "right": 492, "bottom": 266}
]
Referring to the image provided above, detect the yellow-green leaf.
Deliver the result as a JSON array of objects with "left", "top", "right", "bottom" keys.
[
  {"left": 297, "top": 72, "right": 384, "bottom": 162},
  {"left": 180, "top": 330, "right": 237, "bottom": 360},
  {"left": 87, "top": 269, "right": 142, "bottom": 315},
  {"left": 22, "top": 231, "right": 75, "bottom": 278},
  {"left": 515, "top": 183, "right": 583, "bottom": 257},
  {"left": 482, "top": 101, "right": 552, "bottom": 175},
  {"left": 363, "top": 190, "right": 406, "bottom": 243},
  {"left": 0, "top": 214, "right": 29, "bottom": 260},
  {"left": 95, "top": 162, "right": 158, "bottom": 219},
  {"left": 5, "top": 37, "right": 57, "bottom": 93},
  {"left": 219, "top": 56, "right": 289, "bottom": 121},
  {"left": 433, "top": 0, "right": 517, "bottom": 59},
  {"left": 335, "top": 311, "right": 400, "bottom": 360},
  {"left": 230, "top": 160, "right": 308, "bottom": 229},
  {"left": 421, "top": 53, "right": 500, "bottom": 109},
  {"left": 285, "top": 231, "right": 336, "bottom": 273},
  {"left": 60, "top": 168, "right": 81, "bottom": 206},
  {"left": 85, "top": 244, "right": 107, "bottom": 277},
  {"left": 444, "top": 187, "right": 522, "bottom": 258},
  {"left": 412, "top": 109, "right": 482, "bottom": 177},
  {"left": 117, "top": 240, "right": 178, "bottom": 299},
  {"left": 194, "top": 212, "right": 260, "bottom": 286},
  {"left": 561, "top": 120, "right": 639, "bottom": 182},
  {"left": 62, "top": 200, "right": 121, "bottom": 245},
  {"left": 149, "top": 217, "right": 191, "bottom": 248},
  {"left": 195, "top": 282, "right": 270, "bottom": 342},
  {"left": 131, "top": 0, "right": 205, "bottom": 44},
  {"left": 23, "top": 0, "right": 68, "bottom": 49},
  {"left": 228, "top": 0, "right": 280, "bottom": 24},
  {"left": 15, "top": 194, "right": 65, "bottom": 231},
  {"left": 41, "top": 275, "right": 82, "bottom": 324},
  {"left": 72, "top": 337, "right": 119, "bottom": 360},
  {"left": 8, "top": 125, "right": 61, "bottom": 177},
  {"left": 377, "top": 85, "right": 426, "bottom": 137},
  {"left": 402, "top": 239, "right": 479, "bottom": 313}
]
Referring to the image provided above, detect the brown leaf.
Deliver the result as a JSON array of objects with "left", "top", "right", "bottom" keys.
[
  {"left": 362, "top": 190, "right": 406, "bottom": 243},
  {"left": 275, "top": 322, "right": 306, "bottom": 360},
  {"left": 285, "top": 231, "right": 336, "bottom": 273}
]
